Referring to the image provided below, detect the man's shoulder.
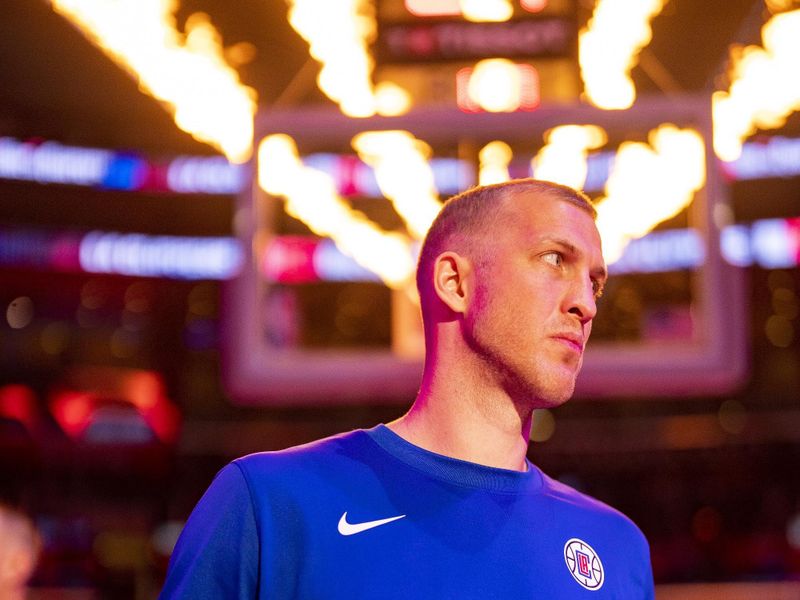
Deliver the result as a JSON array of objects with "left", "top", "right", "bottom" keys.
[
  {"left": 540, "top": 471, "right": 620, "bottom": 513},
  {"left": 539, "top": 471, "right": 647, "bottom": 540},
  {"left": 232, "top": 427, "right": 373, "bottom": 478}
]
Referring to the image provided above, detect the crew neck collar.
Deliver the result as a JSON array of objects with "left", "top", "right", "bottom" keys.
[{"left": 365, "top": 424, "right": 544, "bottom": 494}]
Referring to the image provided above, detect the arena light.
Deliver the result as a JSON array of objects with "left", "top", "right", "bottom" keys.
[
  {"left": 0, "top": 137, "right": 112, "bottom": 186},
  {"left": 351, "top": 130, "right": 442, "bottom": 239},
  {"left": 712, "top": 9, "right": 800, "bottom": 161},
  {"left": 374, "top": 82, "right": 414, "bottom": 116},
  {"left": 520, "top": 0, "right": 548, "bottom": 12},
  {"left": 0, "top": 385, "right": 38, "bottom": 433},
  {"left": 49, "top": 0, "right": 256, "bottom": 163},
  {"left": 579, "top": 0, "right": 669, "bottom": 109},
  {"left": 478, "top": 141, "right": 513, "bottom": 185},
  {"left": 531, "top": 124, "right": 607, "bottom": 190},
  {"left": 166, "top": 156, "right": 246, "bottom": 194},
  {"left": 405, "top": 0, "right": 512, "bottom": 22},
  {"left": 404, "top": 0, "right": 526, "bottom": 20},
  {"left": 286, "top": 0, "right": 411, "bottom": 117},
  {"left": 78, "top": 233, "right": 243, "bottom": 280},
  {"left": 460, "top": 0, "right": 514, "bottom": 22},
  {"left": 403, "top": 0, "right": 460, "bottom": 17},
  {"left": 722, "top": 136, "right": 800, "bottom": 180},
  {"left": 457, "top": 60, "right": 540, "bottom": 113},
  {"left": 596, "top": 125, "right": 706, "bottom": 263},
  {"left": 258, "top": 134, "right": 416, "bottom": 288},
  {"left": 19, "top": 129, "right": 780, "bottom": 198},
  {"left": 50, "top": 391, "right": 94, "bottom": 439},
  {"left": 610, "top": 229, "right": 703, "bottom": 274},
  {"left": 48, "top": 369, "right": 180, "bottom": 444},
  {"left": 303, "top": 153, "right": 471, "bottom": 197},
  {"left": 0, "top": 136, "right": 245, "bottom": 194},
  {"left": 748, "top": 218, "right": 800, "bottom": 269}
]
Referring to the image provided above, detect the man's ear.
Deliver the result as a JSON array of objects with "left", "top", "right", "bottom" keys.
[{"left": 432, "top": 251, "right": 472, "bottom": 314}]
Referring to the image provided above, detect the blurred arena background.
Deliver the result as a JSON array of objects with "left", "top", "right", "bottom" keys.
[{"left": 1, "top": 0, "right": 799, "bottom": 597}]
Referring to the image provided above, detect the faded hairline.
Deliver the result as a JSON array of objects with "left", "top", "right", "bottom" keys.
[{"left": 416, "top": 178, "right": 596, "bottom": 301}]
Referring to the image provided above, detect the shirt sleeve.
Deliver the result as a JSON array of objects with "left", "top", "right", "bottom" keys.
[
  {"left": 636, "top": 526, "right": 656, "bottom": 600},
  {"left": 159, "top": 463, "right": 259, "bottom": 600}
]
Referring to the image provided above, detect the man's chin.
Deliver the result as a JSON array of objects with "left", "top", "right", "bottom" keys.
[
  {"left": 539, "top": 373, "right": 579, "bottom": 407},
  {"left": 502, "top": 363, "right": 579, "bottom": 408},
  {"left": 536, "top": 391, "right": 573, "bottom": 409}
]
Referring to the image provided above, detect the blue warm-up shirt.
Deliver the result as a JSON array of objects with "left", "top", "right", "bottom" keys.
[{"left": 160, "top": 425, "right": 654, "bottom": 599}]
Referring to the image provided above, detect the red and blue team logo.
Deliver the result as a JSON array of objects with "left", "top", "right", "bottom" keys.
[{"left": 564, "top": 538, "right": 604, "bottom": 590}]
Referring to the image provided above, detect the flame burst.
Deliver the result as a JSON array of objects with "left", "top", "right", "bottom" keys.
[{"left": 50, "top": 0, "right": 257, "bottom": 163}]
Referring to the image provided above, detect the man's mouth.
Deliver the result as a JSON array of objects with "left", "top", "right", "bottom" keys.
[{"left": 552, "top": 332, "right": 584, "bottom": 354}]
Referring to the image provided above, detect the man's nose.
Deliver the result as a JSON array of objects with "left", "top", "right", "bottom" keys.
[{"left": 566, "top": 277, "right": 597, "bottom": 323}]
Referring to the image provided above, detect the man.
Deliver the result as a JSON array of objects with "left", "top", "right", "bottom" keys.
[
  {"left": 0, "top": 503, "right": 41, "bottom": 600},
  {"left": 161, "top": 179, "right": 654, "bottom": 598}
]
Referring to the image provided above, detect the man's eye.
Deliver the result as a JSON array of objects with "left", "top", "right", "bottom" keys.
[{"left": 541, "top": 252, "right": 563, "bottom": 267}]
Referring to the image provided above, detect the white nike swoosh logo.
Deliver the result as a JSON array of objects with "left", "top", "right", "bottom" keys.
[{"left": 337, "top": 511, "right": 406, "bottom": 536}]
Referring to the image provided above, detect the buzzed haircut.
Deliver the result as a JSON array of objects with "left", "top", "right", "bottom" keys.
[{"left": 416, "top": 178, "right": 596, "bottom": 297}]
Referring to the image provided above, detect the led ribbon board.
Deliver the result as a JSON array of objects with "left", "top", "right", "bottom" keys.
[{"left": 225, "top": 96, "right": 747, "bottom": 404}]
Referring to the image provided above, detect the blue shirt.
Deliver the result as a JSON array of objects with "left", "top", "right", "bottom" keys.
[{"left": 161, "top": 425, "right": 654, "bottom": 598}]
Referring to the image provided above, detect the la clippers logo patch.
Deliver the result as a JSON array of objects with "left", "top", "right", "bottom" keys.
[{"left": 564, "top": 538, "right": 604, "bottom": 591}]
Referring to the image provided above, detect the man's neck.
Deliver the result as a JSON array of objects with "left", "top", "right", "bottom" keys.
[{"left": 387, "top": 378, "right": 533, "bottom": 472}]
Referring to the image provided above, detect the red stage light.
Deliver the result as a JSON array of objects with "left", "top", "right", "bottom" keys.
[
  {"left": 0, "top": 384, "right": 37, "bottom": 429},
  {"left": 48, "top": 369, "right": 180, "bottom": 444}
]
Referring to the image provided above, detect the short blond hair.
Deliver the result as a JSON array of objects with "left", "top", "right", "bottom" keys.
[{"left": 416, "top": 179, "right": 595, "bottom": 298}]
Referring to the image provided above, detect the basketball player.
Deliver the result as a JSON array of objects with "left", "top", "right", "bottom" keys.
[{"left": 161, "top": 179, "right": 654, "bottom": 598}]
